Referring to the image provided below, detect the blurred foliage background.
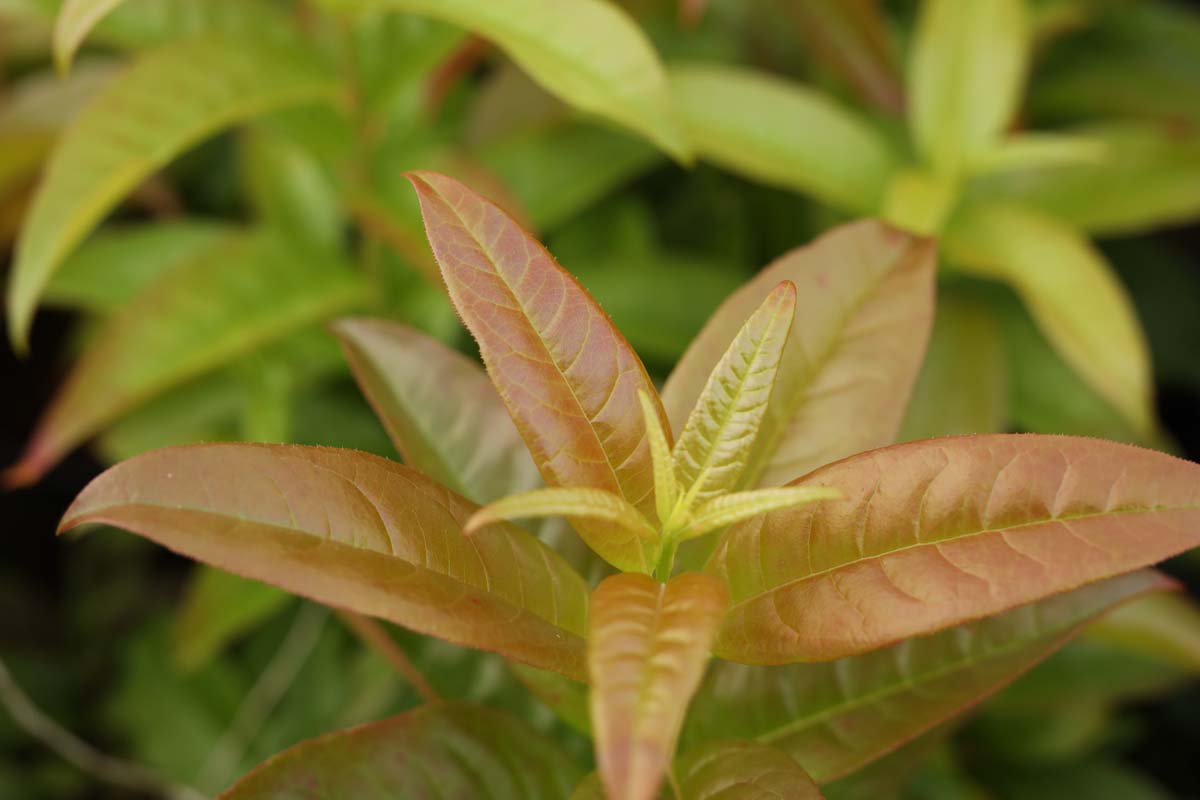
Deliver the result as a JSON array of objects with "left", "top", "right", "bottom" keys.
[{"left": 1, "top": 0, "right": 1199, "bottom": 797}]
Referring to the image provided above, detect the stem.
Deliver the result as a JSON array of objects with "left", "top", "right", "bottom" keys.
[
  {"left": 653, "top": 535, "right": 680, "bottom": 582},
  {"left": 336, "top": 611, "right": 441, "bottom": 704}
]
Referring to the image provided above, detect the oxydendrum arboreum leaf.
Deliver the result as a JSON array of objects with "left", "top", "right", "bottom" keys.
[
  {"left": 639, "top": 390, "right": 677, "bottom": 529},
  {"left": 673, "top": 280, "right": 797, "bottom": 509},
  {"left": 466, "top": 487, "right": 658, "bottom": 571},
  {"left": 220, "top": 701, "right": 584, "bottom": 799},
  {"left": 972, "top": 132, "right": 1106, "bottom": 175},
  {"left": 705, "top": 434, "right": 1200, "bottom": 664},
  {"left": 679, "top": 487, "right": 841, "bottom": 542},
  {"left": 59, "top": 444, "right": 591, "bottom": 679},
  {"left": 53, "top": 0, "right": 127, "bottom": 71},
  {"left": 682, "top": 570, "right": 1170, "bottom": 782},
  {"left": 407, "top": 171, "right": 671, "bottom": 570},
  {"left": 662, "top": 220, "right": 936, "bottom": 489},
  {"left": 4, "top": 233, "right": 363, "bottom": 487},
  {"left": 668, "top": 64, "right": 898, "bottom": 214},
  {"left": 589, "top": 572, "right": 727, "bottom": 800},
  {"left": 6, "top": 35, "right": 337, "bottom": 350},
  {"left": 907, "top": 0, "right": 1030, "bottom": 176},
  {"left": 322, "top": 0, "right": 688, "bottom": 161},
  {"left": 1085, "top": 591, "right": 1200, "bottom": 672},
  {"left": 332, "top": 318, "right": 539, "bottom": 505},
  {"left": 945, "top": 203, "right": 1154, "bottom": 435}
]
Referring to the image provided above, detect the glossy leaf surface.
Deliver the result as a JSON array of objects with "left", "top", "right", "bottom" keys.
[
  {"left": 706, "top": 434, "right": 1200, "bottom": 663},
  {"left": 590, "top": 572, "right": 727, "bottom": 800},
  {"left": 7, "top": 234, "right": 362, "bottom": 487},
  {"left": 332, "top": 318, "right": 539, "bottom": 504},
  {"left": 408, "top": 171, "right": 669, "bottom": 569},
  {"left": 908, "top": 0, "right": 1030, "bottom": 175},
  {"left": 53, "top": 0, "right": 127, "bottom": 71},
  {"left": 222, "top": 702, "right": 583, "bottom": 799},
  {"left": 60, "top": 444, "right": 591, "bottom": 679},
  {"left": 663, "top": 221, "right": 936, "bottom": 489},
  {"left": 684, "top": 571, "right": 1169, "bottom": 781},
  {"left": 7, "top": 36, "right": 336, "bottom": 348},
  {"left": 669, "top": 64, "right": 897, "bottom": 213}
]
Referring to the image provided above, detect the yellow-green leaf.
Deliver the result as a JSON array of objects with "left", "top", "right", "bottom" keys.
[
  {"left": 589, "top": 572, "right": 728, "bottom": 800},
  {"left": 668, "top": 63, "right": 899, "bottom": 213},
  {"left": 681, "top": 487, "right": 840, "bottom": 542},
  {"left": 945, "top": 203, "right": 1154, "bottom": 435},
  {"left": 908, "top": 0, "right": 1030, "bottom": 176},
  {"left": 53, "top": 0, "right": 127, "bottom": 72},
  {"left": 172, "top": 566, "right": 292, "bottom": 672},
  {"left": 674, "top": 280, "right": 797, "bottom": 509},
  {"left": 59, "top": 444, "right": 591, "bottom": 679},
  {"left": 6, "top": 36, "right": 337, "bottom": 349},
  {"left": 1085, "top": 591, "right": 1200, "bottom": 673},
  {"left": 639, "top": 389, "right": 678, "bottom": 529}
]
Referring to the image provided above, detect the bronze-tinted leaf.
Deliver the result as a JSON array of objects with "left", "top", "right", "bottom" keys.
[
  {"left": 676, "top": 740, "right": 824, "bottom": 799},
  {"left": 407, "top": 170, "right": 668, "bottom": 569},
  {"left": 662, "top": 220, "right": 935, "bottom": 489},
  {"left": 589, "top": 572, "right": 727, "bottom": 800},
  {"left": 332, "top": 318, "right": 539, "bottom": 504},
  {"left": 706, "top": 434, "right": 1200, "bottom": 663},
  {"left": 221, "top": 702, "right": 582, "bottom": 798},
  {"left": 59, "top": 444, "right": 590, "bottom": 679}
]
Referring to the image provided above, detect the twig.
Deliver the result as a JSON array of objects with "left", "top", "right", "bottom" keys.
[
  {"left": 0, "top": 656, "right": 204, "bottom": 800},
  {"left": 336, "top": 611, "right": 441, "bottom": 705},
  {"left": 193, "top": 603, "right": 329, "bottom": 793}
]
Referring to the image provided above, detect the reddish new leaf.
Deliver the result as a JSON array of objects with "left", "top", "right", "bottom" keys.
[
  {"left": 407, "top": 171, "right": 669, "bottom": 569},
  {"left": 706, "top": 434, "right": 1200, "bottom": 664},
  {"left": 59, "top": 444, "right": 590, "bottom": 679},
  {"left": 676, "top": 740, "right": 824, "bottom": 799}
]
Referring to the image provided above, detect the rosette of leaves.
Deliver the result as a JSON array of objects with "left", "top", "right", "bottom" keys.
[{"left": 56, "top": 173, "right": 1200, "bottom": 799}]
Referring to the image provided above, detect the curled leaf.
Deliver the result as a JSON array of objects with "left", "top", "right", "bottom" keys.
[{"left": 639, "top": 389, "right": 678, "bottom": 529}]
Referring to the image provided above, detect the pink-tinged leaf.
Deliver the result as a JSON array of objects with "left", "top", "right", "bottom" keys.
[
  {"left": 683, "top": 570, "right": 1170, "bottom": 782},
  {"left": 407, "top": 170, "right": 669, "bottom": 570},
  {"left": 675, "top": 740, "right": 824, "bottom": 799},
  {"left": 590, "top": 572, "right": 728, "bottom": 800},
  {"left": 59, "top": 444, "right": 590, "bottom": 680},
  {"left": 331, "top": 317, "right": 539, "bottom": 504},
  {"left": 221, "top": 702, "right": 583, "bottom": 799},
  {"left": 706, "top": 434, "right": 1200, "bottom": 664},
  {"left": 662, "top": 220, "right": 936, "bottom": 490}
]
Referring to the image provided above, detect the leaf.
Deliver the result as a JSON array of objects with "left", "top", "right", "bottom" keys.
[
  {"left": 172, "top": 567, "right": 292, "bottom": 672},
  {"left": 668, "top": 64, "right": 898, "bottom": 214},
  {"left": 681, "top": 487, "right": 840, "bottom": 542},
  {"left": 589, "top": 572, "right": 727, "bottom": 800},
  {"left": 682, "top": 570, "right": 1169, "bottom": 782},
  {"left": 240, "top": 123, "right": 343, "bottom": 250},
  {"left": 945, "top": 203, "right": 1154, "bottom": 435},
  {"left": 324, "top": 0, "right": 688, "bottom": 161},
  {"left": 221, "top": 702, "right": 584, "bottom": 799},
  {"left": 41, "top": 220, "right": 230, "bottom": 312},
  {"left": 899, "top": 288, "right": 1009, "bottom": 441},
  {"left": 674, "top": 280, "right": 797, "bottom": 508},
  {"left": 466, "top": 487, "right": 658, "bottom": 571},
  {"left": 407, "top": 170, "right": 670, "bottom": 571},
  {"left": 59, "top": 444, "right": 591, "bottom": 679},
  {"left": 5, "top": 233, "right": 363, "bottom": 487},
  {"left": 6, "top": 36, "right": 337, "bottom": 349},
  {"left": 705, "top": 434, "right": 1200, "bottom": 664},
  {"left": 332, "top": 318, "right": 540, "bottom": 505},
  {"left": 1085, "top": 591, "right": 1200, "bottom": 673},
  {"left": 53, "top": 0, "right": 127, "bottom": 71},
  {"left": 973, "top": 132, "right": 1106, "bottom": 175},
  {"left": 675, "top": 740, "right": 824, "bottom": 799},
  {"left": 662, "top": 220, "right": 936, "bottom": 489},
  {"left": 639, "top": 390, "right": 678, "bottom": 529},
  {"left": 908, "top": 0, "right": 1030, "bottom": 176}
]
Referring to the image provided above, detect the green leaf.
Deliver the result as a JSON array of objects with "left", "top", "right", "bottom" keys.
[
  {"left": 5, "top": 233, "right": 363, "bottom": 487},
  {"left": 681, "top": 487, "right": 840, "bottom": 542},
  {"left": 880, "top": 168, "right": 960, "bottom": 236},
  {"left": 172, "top": 566, "right": 292, "bottom": 672},
  {"left": 240, "top": 123, "right": 343, "bottom": 251},
  {"left": 59, "top": 444, "right": 591, "bottom": 679},
  {"left": 673, "top": 280, "right": 797, "bottom": 509},
  {"left": 221, "top": 702, "right": 584, "bottom": 799},
  {"left": 6, "top": 35, "right": 337, "bottom": 349},
  {"left": 325, "top": 0, "right": 689, "bottom": 161},
  {"left": 467, "top": 487, "right": 658, "bottom": 571},
  {"left": 1085, "top": 591, "right": 1200, "bottom": 673},
  {"left": 675, "top": 740, "right": 824, "bottom": 799},
  {"left": 908, "top": 0, "right": 1030, "bottom": 176},
  {"left": 639, "top": 389, "right": 678, "bottom": 530},
  {"left": 668, "top": 64, "right": 898, "bottom": 213},
  {"left": 53, "top": 0, "right": 127, "bottom": 71},
  {"left": 683, "top": 571, "right": 1168, "bottom": 782},
  {"left": 589, "top": 572, "right": 727, "bottom": 800},
  {"left": 663, "top": 221, "right": 936, "bottom": 489},
  {"left": 705, "top": 434, "right": 1200, "bottom": 664},
  {"left": 332, "top": 318, "right": 540, "bottom": 505},
  {"left": 407, "top": 171, "right": 670, "bottom": 572},
  {"left": 41, "top": 220, "right": 230, "bottom": 312},
  {"left": 945, "top": 204, "right": 1154, "bottom": 435},
  {"left": 973, "top": 132, "right": 1106, "bottom": 175},
  {"left": 899, "top": 288, "right": 1009, "bottom": 441}
]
